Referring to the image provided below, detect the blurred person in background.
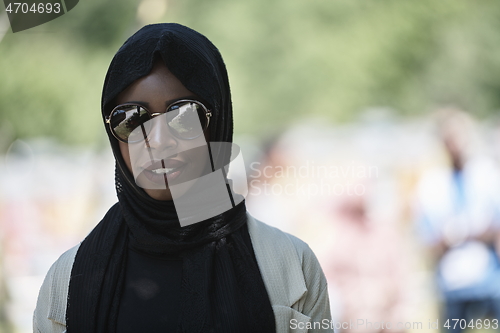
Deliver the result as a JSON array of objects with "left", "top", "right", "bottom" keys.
[
  {"left": 246, "top": 135, "right": 299, "bottom": 235},
  {"left": 323, "top": 182, "right": 409, "bottom": 333},
  {"left": 415, "top": 108, "right": 500, "bottom": 330}
]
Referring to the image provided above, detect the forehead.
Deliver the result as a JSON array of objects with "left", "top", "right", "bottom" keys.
[{"left": 115, "top": 61, "right": 194, "bottom": 106}]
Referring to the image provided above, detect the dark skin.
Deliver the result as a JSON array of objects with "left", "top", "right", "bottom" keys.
[{"left": 116, "top": 60, "right": 209, "bottom": 201}]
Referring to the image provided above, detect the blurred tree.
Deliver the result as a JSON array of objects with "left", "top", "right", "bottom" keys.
[
  {"left": 172, "top": 0, "right": 500, "bottom": 134},
  {"left": 0, "top": 0, "right": 139, "bottom": 146},
  {"left": 53, "top": 0, "right": 139, "bottom": 49},
  {"left": 1, "top": 0, "right": 500, "bottom": 144}
]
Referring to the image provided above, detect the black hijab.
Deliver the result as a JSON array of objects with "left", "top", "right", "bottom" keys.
[{"left": 66, "top": 23, "right": 275, "bottom": 333}]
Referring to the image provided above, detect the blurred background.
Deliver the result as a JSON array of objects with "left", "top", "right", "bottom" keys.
[{"left": 1, "top": 0, "right": 500, "bottom": 332}]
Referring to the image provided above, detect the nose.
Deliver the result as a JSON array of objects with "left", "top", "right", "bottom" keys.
[{"left": 145, "top": 114, "right": 178, "bottom": 152}]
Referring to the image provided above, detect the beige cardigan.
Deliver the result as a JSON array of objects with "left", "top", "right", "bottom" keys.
[{"left": 33, "top": 214, "right": 333, "bottom": 333}]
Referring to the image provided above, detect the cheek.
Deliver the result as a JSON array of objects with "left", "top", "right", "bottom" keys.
[
  {"left": 195, "top": 149, "right": 211, "bottom": 175},
  {"left": 181, "top": 146, "right": 210, "bottom": 179}
]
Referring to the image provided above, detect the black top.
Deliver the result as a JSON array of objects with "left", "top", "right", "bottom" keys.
[
  {"left": 116, "top": 222, "right": 259, "bottom": 332},
  {"left": 68, "top": 23, "right": 276, "bottom": 333}
]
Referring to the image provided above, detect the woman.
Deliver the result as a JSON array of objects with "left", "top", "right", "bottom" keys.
[{"left": 33, "top": 23, "right": 332, "bottom": 333}]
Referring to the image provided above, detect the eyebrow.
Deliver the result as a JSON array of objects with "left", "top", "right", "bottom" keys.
[{"left": 124, "top": 96, "right": 199, "bottom": 109}]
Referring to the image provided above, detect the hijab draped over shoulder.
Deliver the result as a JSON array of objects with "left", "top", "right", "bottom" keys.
[{"left": 66, "top": 23, "right": 275, "bottom": 333}]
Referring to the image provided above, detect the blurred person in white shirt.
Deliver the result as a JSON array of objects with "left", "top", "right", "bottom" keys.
[{"left": 415, "top": 108, "right": 500, "bottom": 331}]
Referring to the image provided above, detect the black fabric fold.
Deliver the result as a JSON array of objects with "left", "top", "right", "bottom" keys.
[{"left": 66, "top": 23, "right": 276, "bottom": 333}]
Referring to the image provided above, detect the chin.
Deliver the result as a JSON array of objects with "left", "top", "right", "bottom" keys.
[
  {"left": 136, "top": 173, "right": 195, "bottom": 201},
  {"left": 145, "top": 188, "right": 173, "bottom": 201}
]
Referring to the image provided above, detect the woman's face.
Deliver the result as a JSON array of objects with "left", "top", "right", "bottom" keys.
[{"left": 115, "top": 60, "right": 210, "bottom": 201}]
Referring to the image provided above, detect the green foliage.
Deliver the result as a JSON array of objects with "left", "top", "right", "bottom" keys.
[
  {"left": 52, "top": 0, "right": 139, "bottom": 49},
  {"left": 0, "top": 34, "right": 111, "bottom": 145},
  {"left": 1, "top": 0, "right": 500, "bottom": 145},
  {"left": 0, "top": 0, "right": 139, "bottom": 146},
  {"left": 171, "top": 0, "right": 500, "bottom": 134}
]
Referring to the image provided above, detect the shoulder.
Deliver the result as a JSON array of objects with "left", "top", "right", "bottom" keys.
[
  {"left": 247, "top": 212, "right": 312, "bottom": 256},
  {"left": 247, "top": 213, "right": 323, "bottom": 280},
  {"left": 33, "top": 244, "right": 80, "bottom": 331},
  {"left": 247, "top": 213, "right": 333, "bottom": 332}
]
